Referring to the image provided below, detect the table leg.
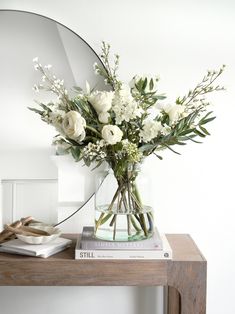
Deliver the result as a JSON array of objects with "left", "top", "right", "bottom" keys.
[
  {"left": 167, "top": 286, "right": 181, "bottom": 314},
  {"left": 167, "top": 261, "right": 207, "bottom": 314}
]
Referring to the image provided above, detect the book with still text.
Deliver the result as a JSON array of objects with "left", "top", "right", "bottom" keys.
[{"left": 75, "top": 227, "right": 172, "bottom": 260}]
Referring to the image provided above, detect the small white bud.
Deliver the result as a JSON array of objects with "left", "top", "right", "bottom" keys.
[
  {"left": 93, "top": 62, "right": 98, "bottom": 70},
  {"left": 85, "top": 81, "right": 91, "bottom": 94},
  {"left": 34, "top": 64, "right": 39, "bottom": 71},
  {"left": 32, "top": 84, "right": 39, "bottom": 93}
]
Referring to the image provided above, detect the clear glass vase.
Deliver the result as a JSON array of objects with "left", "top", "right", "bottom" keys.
[{"left": 94, "top": 163, "right": 154, "bottom": 241}]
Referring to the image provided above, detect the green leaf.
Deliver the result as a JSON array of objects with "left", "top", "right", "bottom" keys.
[
  {"left": 187, "top": 110, "right": 200, "bottom": 125},
  {"left": 154, "top": 153, "right": 163, "bottom": 160},
  {"left": 177, "top": 119, "right": 186, "bottom": 131},
  {"left": 179, "top": 135, "right": 202, "bottom": 144},
  {"left": 70, "top": 147, "right": 81, "bottom": 161},
  {"left": 179, "top": 129, "right": 195, "bottom": 136},
  {"left": 153, "top": 94, "right": 166, "bottom": 100},
  {"left": 39, "top": 103, "right": 52, "bottom": 112},
  {"left": 149, "top": 78, "right": 154, "bottom": 91},
  {"left": 176, "top": 97, "right": 182, "bottom": 104},
  {"left": 199, "top": 125, "right": 210, "bottom": 135},
  {"left": 161, "top": 113, "right": 170, "bottom": 125},
  {"left": 200, "top": 116, "right": 216, "bottom": 125},
  {"left": 91, "top": 160, "right": 103, "bottom": 171},
  {"left": 162, "top": 144, "right": 181, "bottom": 155},
  {"left": 135, "top": 82, "right": 142, "bottom": 92},
  {"left": 86, "top": 125, "right": 101, "bottom": 137},
  {"left": 139, "top": 144, "right": 155, "bottom": 153},
  {"left": 83, "top": 159, "right": 91, "bottom": 167},
  {"left": 28, "top": 107, "right": 43, "bottom": 115},
  {"left": 201, "top": 111, "right": 213, "bottom": 120},
  {"left": 73, "top": 86, "right": 83, "bottom": 92},
  {"left": 142, "top": 78, "right": 148, "bottom": 91},
  {"left": 176, "top": 141, "right": 186, "bottom": 146},
  {"left": 199, "top": 111, "right": 216, "bottom": 125},
  {"left": 194, "top": 129, "right": 206, "bottom": 137}
]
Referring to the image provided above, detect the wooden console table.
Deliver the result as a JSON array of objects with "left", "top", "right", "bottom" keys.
[{"left": 0, "top": 234, "right": 206, "bottom": 314}]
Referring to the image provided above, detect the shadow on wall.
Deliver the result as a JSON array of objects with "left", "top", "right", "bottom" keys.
[
  {"left": 136, "top": 287, "right": 164, "bottom": 314},
  {"left": 0, "top": 286, "right": 164, "bottom": 314}
]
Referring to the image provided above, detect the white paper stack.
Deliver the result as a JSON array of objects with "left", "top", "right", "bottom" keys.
[{"left": 0, "top": 237, "right": 72, "bottom": 258}]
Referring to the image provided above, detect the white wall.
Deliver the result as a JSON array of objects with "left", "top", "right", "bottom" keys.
[{"left": 0, "top": 1, "right": 235, "bottom": 314}]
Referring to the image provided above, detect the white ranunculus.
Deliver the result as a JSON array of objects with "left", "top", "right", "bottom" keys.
[
  {"left": 62, "top": 111, "right": 86, "bottom": 141},
  {"left": 98, "top": 111, "right": 110, "bottom": 124},
  {"left": 101, "top": 125, "right": 123, "bottom": 145},
  {"left": 88, "top": 91, "right": 114, "bottom": 113}
]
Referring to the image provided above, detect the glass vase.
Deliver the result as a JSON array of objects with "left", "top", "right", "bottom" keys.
[{"left": 94, "top": 163, "right": 154, "bottom": 241}]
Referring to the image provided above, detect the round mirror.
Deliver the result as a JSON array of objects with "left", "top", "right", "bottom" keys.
[{"left": 0, "top": 10, "right": 106, "bottom": 179}]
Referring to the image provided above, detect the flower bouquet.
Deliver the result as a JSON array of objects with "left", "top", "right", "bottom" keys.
[{"left": 29, "top": 42, "right": 225, "bottom": 241}]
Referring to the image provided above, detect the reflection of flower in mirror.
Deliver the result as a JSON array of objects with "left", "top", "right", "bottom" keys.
[{"left": 32, "top": 57, "right": 69, "bottom": 105}]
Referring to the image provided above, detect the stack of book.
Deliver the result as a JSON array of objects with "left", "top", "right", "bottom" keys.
[
  {"left": 75, "top": 226, "right": 172, "bottom": 260},
  {"left": 0, "top": 237, "right": 72, "bottom": 258}
]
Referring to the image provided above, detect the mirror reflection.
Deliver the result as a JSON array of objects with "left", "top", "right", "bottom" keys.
[{"left": 0, "top": 10, "right": 106, "bottom": 179}]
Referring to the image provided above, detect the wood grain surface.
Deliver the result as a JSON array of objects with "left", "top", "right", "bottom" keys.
[{"left": 0, "top": 234, "right": 207, "bottom": 313}]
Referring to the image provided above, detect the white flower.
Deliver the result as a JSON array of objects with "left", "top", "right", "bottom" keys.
[
  {"left": 93, "top": 62, "right": 100, "bottom": 75},
  {"left": 88, "top": 91, "right": 114, "bottom": 114},
  {"left": 139, "top": 120, "right": 166, "bottom": 142},
  {"left": 33, "top": 57, "right": 38, "bottom": 63},
  {"left": 62, "top": 111, "right": 86, "bottom": 142},
  {"left": 82, "top": 140, "right": 107, "bottom": 161},
  {"left": 166, "top": 105, "right": 185, "bottom": 123},
  {"left": 48, "top": 110, "right": 65, "bottom": 133},
  {"left": 161, "top": 104, "right": 186, "bottom": 124},
  {"left": 54, "top": 79, "right": 64, "bottom": 89},
  {"left": 32, "top": 84, "right": 39, "bottom": 92},
  {"left": 112, "top": 87, "right": 142, "bottom": 124},
  {"left": 34, "top": 64, "right": 39, "bottom": 71},
  {"left": 44, "top": 64, "right": 52, "bottom": 69},
  {"left": 85, "top": 81, "right": 91, "bottom": 94},
  {"left": 101, "top": 125, "right": 123, "bottom": 145},
  {"left": 98, "top": 139, "right": 106, "bottom": 148},
  {"left": 98, "top": 111, "right": 110, "bottom": 124},
  {"left": 93, "top": 62, "right": 98, "bottom": 70}
]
